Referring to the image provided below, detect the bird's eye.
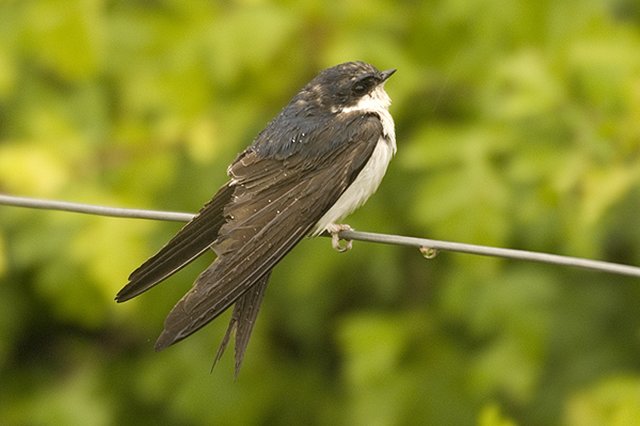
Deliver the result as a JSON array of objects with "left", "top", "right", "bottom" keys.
[
  {"left": 352, "top": 77, "right": 374, "bottom": 96},
  {"left": 353, "top": 83, "right": 367, "bottom": 95}
]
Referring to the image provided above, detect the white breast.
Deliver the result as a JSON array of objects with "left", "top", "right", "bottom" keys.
[{"left": 312, "top": 85, "right": 396, "bottom": 235}]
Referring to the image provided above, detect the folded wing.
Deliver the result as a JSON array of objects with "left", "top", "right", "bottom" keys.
[
  {"left": 115, "top": 184, "right": 234, "bottom": 302},
  {"left": 155, "top": 113, "right": 384, "bottom": 349}
]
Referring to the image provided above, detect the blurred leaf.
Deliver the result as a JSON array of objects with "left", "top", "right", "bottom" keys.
[
  {"left": 0, "top": 233, "right": 6, "bottom": 277},
  {"left": 2, "top": 364, "right": 113, "bottom": 426},
  {"left": 482, "top": 50, "right": 564, "bottom": 121},
  {"left": 565, "top": 376, "right": 640, "bottom": 426},
  {"left": 338, "top": 311, "right": 415, "bottom": 385},
  {"left": 22, "top": 0, "right": 103, "bottom": 80},
  {"left": 338, "top": 311, "right": 420, "bottom": 426},
  {"left": 209, "top": 6, "right": 297, "bottom": 84},
  {"left": 579, "top": 164, "right": 639, "bottom": 227},
  {"left": 0, "top": 144, "right": 69, "bottom": 194},
  {"left": 478, "top": 403, "right": 518, "bottom": 426}
]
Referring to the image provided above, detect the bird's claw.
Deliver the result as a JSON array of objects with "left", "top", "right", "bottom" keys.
[{"left": 327, "top": 224, "right": 353, "bottom": 253}]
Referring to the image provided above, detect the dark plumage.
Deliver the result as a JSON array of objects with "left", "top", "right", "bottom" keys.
[{"left": 116, "top": 61, "right": 396, "bottom": 376}]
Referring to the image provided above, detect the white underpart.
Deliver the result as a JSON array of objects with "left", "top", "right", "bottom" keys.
[{"left": 312, "top": 84, "right": 396, "bottom": 235}]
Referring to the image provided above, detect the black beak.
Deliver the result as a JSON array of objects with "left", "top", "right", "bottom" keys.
[{"left": 380, "top": 68, "right": 397, "bottom": 82}]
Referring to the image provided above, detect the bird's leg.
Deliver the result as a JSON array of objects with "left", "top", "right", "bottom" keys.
[{"left": 326, "top": 224, "right": 353, "bottom": 253}]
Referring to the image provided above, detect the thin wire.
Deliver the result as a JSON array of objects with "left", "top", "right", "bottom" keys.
[
  {"left": 338, "top": 230, "right": 640, "bottom": 278},
  {"left": 1, "top": 193, "right": 640, "bottom": 278},
  {"left": 0, "top": 194, "right": 194, "bottom": 222}
]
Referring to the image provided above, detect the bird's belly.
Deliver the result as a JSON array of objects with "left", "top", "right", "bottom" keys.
[{"left": 312, "top": 137, "right": 394, "bottom": 235}]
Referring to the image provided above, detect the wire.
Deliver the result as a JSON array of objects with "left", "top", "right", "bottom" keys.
[
  {"left": 0, "top": 194, "right": 194, "bottom": 222},
  {"left": 1, "top": 193, "right": 639, "bottom": 278}
]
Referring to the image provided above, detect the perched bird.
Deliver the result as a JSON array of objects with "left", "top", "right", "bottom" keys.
[{"left": 116, "top": 61, "right": 396, "bottom": 376}]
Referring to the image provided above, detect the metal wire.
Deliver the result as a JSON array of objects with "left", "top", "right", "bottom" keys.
[{"left": 2, "top": 193, "right": 639, "bottom": 278}]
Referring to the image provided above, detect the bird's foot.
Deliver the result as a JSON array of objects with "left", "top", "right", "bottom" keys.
[{"left": 326, "top": 224, "right": 353, "bottom": 253}]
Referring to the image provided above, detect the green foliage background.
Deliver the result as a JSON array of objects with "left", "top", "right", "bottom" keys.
[{"left": 1, "top": 0, "right": 640, "bottom": 424}]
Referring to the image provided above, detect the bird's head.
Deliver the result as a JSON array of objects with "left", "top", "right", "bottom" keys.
[{"left": 296, "top": 61, "right": 396, "bottom": 115}]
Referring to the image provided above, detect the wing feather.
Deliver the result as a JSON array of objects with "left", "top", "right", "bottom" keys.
[
  {"left": 213, "top": 271, "right": 270, "bottom": 377},
  {"left": 115, "top": 184, "right": 234, "bottom": 302},
  {"left": 155, "top": 114, "right": 384, "bottom": 349}
]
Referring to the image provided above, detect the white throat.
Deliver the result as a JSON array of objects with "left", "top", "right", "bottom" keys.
[
  {"left": 313, "top": 85, "right": 396, "bottom": 235},
  {"left": 333, "top": 85, "right": 396, "bottom": 149}
]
